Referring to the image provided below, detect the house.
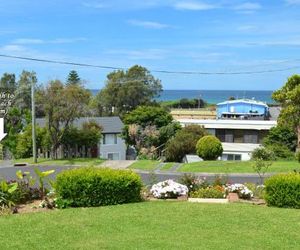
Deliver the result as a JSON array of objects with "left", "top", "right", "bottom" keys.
[
  {"left": 36, "top": 116, "right": 127, "bottom": 160},
  {"left": 217, "top": 99, "right": 269, "bottom": 120}
]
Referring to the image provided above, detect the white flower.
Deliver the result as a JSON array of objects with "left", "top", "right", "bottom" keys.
[{"left": 150, "top": 179, "right": 188, "bottom": 198}]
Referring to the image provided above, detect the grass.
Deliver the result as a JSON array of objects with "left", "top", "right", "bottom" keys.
[
  {"left": 179, "top": 160, "right": 300, "bottom": 173},
  {"left": 160, "top": 162, "right": 176, "bottom": 171},
  {"left": 0, "top": 202, "right": 299, "bottom": 249},
  {"left": 129, "top": 160, "right": 160, "bottom": 170},
  {"left": 13, "top": 157, "right": 105, "bottom": 166}
]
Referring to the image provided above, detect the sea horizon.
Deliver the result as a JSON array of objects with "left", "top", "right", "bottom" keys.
[{"left": 89, "top": 89, "right": 274, "bottom": 104}]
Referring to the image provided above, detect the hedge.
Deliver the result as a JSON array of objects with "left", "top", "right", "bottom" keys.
[
  {"left": 55, "top": 167, "right": 143, "bottom": 207},
  {"left": 265, "top": 173, "right": 300, "bottom": 209}
]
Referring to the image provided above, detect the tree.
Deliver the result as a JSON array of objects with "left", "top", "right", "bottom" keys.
[
  {"left": 272, "top": 75, "right": 300, "bottom": 150},
  {"left": 38, "top": 80, "right": 91, "bottom": 158},
  {"left": 196, "top": 135, "right": 223, "bottom": 160},
  {"left": 67, "top": 70, "right": 81, "bottom": 85},
  {"left": 0, "top": 73, "right": 16, "bottom": 90},
  {"left": 165, "top": 125, "right": 207, "bottom": 162},
  {"left": 94, "top": 65, "right": 162, "bottom": 116},
  {"left": 124, "top": 106, "right": 173, "bottom": 128},
  {"left": 14, "top": 71, "right": 37, "bottom": 110}
]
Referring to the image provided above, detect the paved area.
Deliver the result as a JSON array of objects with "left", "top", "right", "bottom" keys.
[{"left": 99, "top": 160, "right": 136, "bottom": 169}]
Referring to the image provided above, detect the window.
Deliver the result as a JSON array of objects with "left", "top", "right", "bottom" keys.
[
  {"left": 107, "top": 153, "right": 119, "bottom": 160},
  {"left": 103, "top": 134, "right": 118, "bottom": 145},
  {"left": 244, "top": 131, "right": 258, "bottom": 144},
  {"left": 224, "top": 154, "right": 242, "bottom": 161}
]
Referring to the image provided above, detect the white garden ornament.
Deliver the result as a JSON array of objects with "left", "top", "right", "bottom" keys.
[{"left": 150, "top": 179, "right": 188, "bottom": 199}]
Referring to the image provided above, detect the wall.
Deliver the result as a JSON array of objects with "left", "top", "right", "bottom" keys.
[
  {"left": 217, "top": 102, "right": 267, "bottom": 118},
  {"left": 99, "top": 133, "right": 127, "bottom": 160}
]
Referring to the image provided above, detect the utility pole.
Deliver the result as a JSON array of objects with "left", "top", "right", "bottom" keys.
[{"left": 31, "top": 80, "right": 37, "bottom": 163}]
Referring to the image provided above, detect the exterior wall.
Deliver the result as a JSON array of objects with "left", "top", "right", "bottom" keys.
[
  {"left": 99, "top": 133, "right": 127, "bottom": 160},
  {"left": 221, "top": 151, "right": 251, "bottom": 161},
  {"left": 217, "top": 102, "right": 267, "bottom": 118}
]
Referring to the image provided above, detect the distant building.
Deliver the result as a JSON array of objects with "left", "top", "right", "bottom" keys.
[
  {"left": 176, "top": 118, "right": 277, "bottom": 161},
  {"left": 36, "top": 116, "right": 127, "bottom": 160},
  {"left": 217, "top": 99, "right": 269, "bottom": 120}
]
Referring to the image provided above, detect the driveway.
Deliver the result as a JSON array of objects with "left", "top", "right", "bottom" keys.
[{"left": 99, "top": 160, "right": 136, "bottom": 169}]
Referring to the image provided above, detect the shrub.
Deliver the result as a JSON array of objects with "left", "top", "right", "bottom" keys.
[
  {"left": 196, "top": 135, "right": 223, "bottom": 160},
  {"left": 264, "top": 173, "right": 300, "bottom": 208},
  {"left": 150, "top": 179, "right": 188, "bottom": 199},
  {"left": 165, "top": 125, "right": 207, "bottom": 162},
  {"left": 55, "top": 167, "right": 142, "bottom": 207},
  {"left": 190, "top": 186, "right": 225, "bottom": 198},
  {"left": 179, "top": 174, "right": 209, "bottom": 194},
  {"left": 296, "top": 151, "right": 300, "bottom": 163},
  {"left": 251, "top": 147, "right": 275, "bottom": 161},
  {"left": 265, "top": 144, "right": 294, "bottom": 160}
]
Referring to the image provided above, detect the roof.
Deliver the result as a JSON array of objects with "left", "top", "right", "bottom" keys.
[
  {"left": 36, "top": 116, "right": 124, "bottom": 134},
  {"left": 222, "top": 143, "right": 260, "bottom": 153},
  {"left": 217, "top": 99, "right": 268, "bottom": 108},
  {"left": 177, "top": 118, "right": 277, "bottom": 130}
]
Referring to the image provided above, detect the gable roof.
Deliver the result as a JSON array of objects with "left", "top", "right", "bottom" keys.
[{"left": 36, "top": 116, "right": 124, "bottom": 134}]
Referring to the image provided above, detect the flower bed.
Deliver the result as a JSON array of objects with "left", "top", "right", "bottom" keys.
[{"left": 150, "top": 180, "right": 188, "bottom": 199}]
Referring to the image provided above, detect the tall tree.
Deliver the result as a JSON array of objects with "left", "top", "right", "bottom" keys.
[
  {"left": 14, "top": 71, "right": 37, "bottom": 110},
  {"left": 95, "top": 65, "right": 162, "bottom": 116},
  {"left": 272, "top": 74, "right": 300, "bottom": 150},
  {"left": 0, "top": 73, "right": 16, "bottom": 90},
  {"left": 67, "top": 70, "right": 81, "bottom": 85},
  {"left": 39, "top": 80, "right": 91, "bottom": 158}
]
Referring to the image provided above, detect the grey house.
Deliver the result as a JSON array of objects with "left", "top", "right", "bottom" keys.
[{"left": 36, "top": 116, "right": 127, "bottom": 160}]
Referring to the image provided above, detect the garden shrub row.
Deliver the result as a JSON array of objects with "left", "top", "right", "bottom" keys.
[
  {"left": 55, "top": 167, "right": 142, "bottom": 207},
  {"left": 265, "top": 173, "right": 300, "bottom": 209}
]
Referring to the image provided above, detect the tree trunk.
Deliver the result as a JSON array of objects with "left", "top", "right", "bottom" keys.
[{"left": 297, "top": 125, "right": 300, "bottom": 152}]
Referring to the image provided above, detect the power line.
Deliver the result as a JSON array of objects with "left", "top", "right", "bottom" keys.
[{"left": 0, "top": 54, "right": 299, "bottom": 75}]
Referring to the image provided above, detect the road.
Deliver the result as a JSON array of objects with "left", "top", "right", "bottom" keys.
[{"left": 0, "top": 164, "right": 269, "bottom": 185}]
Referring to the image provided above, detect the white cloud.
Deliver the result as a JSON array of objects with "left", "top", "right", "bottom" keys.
[
  {"left": 127, "top": 19, "right": 171, "bottom": 29},
  {"left": 285, "top": 0, "right": 300, "bottom": 5},
  {"left": 233, "top": 2, "right": 261, "bottom": 12},
  {"left": 13, "top": 38, "right": 87, "bottom": 45},
  {"left": 174, "top": 1, "right": 217, "bottom": 10},
  {"left": 0, "top": 44, "right": 28, "bottom": 53},
  {"left": 82, "top": 1, "right": 107, "bottom": 9},
  {"left": 105, "top": 48, "right": 169, "bottom": 60}
]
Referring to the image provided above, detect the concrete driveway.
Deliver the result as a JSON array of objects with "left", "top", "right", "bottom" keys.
[{"left": 99, "top": 160, "right": 136, "bottom": 169}]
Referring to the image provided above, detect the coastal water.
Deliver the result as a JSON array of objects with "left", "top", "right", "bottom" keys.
[{"left": 90, "top": 89, "right": 274, "bottom": 104}]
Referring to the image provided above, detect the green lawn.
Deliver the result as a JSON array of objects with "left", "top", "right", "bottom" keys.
[
  {"left": 179, "top": 160, "right": 300, "bottom": 173},
  {"left": 13, "top": 158, "right": 105, "bottom": 166},
  {"left": 160, "top": 162, "right": 176, "bottom": 171},
  {"left": 0, "top": 202, "right": 299, "bottom": 249},
  {"left": 129, "top": 160, "right": 160, "bottom": 170}
]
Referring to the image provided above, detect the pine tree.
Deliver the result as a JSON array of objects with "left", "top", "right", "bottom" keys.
[{"left": 67, "top": 70, "right": 81, "bottom": 85}]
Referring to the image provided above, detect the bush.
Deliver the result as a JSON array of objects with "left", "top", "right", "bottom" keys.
[
  {"left": 265, "top": 144, "right": 294, "bottom": 160},
  {"left": 190, "top": 186, "right": 225, "bottom": 198},
  {"left": 165, "top": 125, "right": 207, "bottom": 162},
  {"left": 251, "top": 147, "right": 275, "bottom": 161},
  {"left": 196, "top": 135, "right": 223, "bottom": 160},
  {"left": 265, "top": 173, "right": 300, "bottom": 208},
  {"left": 150, "top": 179, "right": 188, "bottom": 199},
  {"left": 179, "top": 174, "right": 209, "bottom": 194},
  {"left": 55, "top": 167, "right": 143, "bottom": 207}
]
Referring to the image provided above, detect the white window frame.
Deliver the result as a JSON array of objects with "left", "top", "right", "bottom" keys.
[{"left": 103, "top": 134, "right": 118, "bottom": 145}]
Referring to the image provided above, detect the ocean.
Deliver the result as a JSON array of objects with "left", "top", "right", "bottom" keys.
[{"left": 90, "top": 89, "right": 274, "bottom": 104}]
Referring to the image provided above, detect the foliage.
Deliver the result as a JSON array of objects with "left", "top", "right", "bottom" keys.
[
  {"left": 15, "top": 124, "right": 50, "bottom": 159},
  {"left": 226, "top": 183, "right": 253, "bottom": 200},
  {"left": 161, "top": 98, "right": 207, "bottom": 109},
  {"left": 296, "top": 151, "right": 300, "bottom": 163},
  {"left": 265, "top": 173, "right": 300, "bottom": 208},
  {"left": 179, "top": 174, "right": 209, "bottom": 194},
  {"left": 38, "top": 80, "right": 91, "bottom": 158},
  {"left": 2, "top": 107, "right": 31, "bottom": 157},
  {"left": 0, "top": 73, "right": 16, "bottom": 90},
  {"left": 252, "top": 159, "right": 273, "bottom": 185},
  {"left": 190, "top": 186, "right": 225, "bottom": 198},
  {"left": 34, "top": 168, "right": 55, "bottom": 199},
  {"left": 196, "top": 135, "right": 223, "bottom": 160},
  {"left": 265, "top": 143, "right": 295, "bottom": 160},
  {"left": 263, "top": 125, "right": 297, "bottom": 152},
  {"left": 244, "top": 183, "right": 265, "bottom": 199},
  {"left": 272, "top": 75, "right": 300, "bottom": 149},
  {"left": 158, "top": 122, "right": 182, "bottom": 145},
  {"left": 150, "top": 179, "right": 188, "bottom": 199},
  {"left": 165, "top": 125, "right": 207, "bottom": 162},
  {"left": 0, "top": 180, "right": 18, "bottom": 209},
  {"left": 55, "top": 167, "right": 142, "bottom": 207},
  {"left": 67, "top": 70, "right": 81, "bottom": 85},
  {"left": 94, "top": 65, "right": 162, "bottom": 116},
  {"left": 251, "top": 147, "right": 275, "bottom": 161}
]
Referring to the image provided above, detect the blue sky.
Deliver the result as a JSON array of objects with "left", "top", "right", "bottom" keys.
[{"left": 0, "top": 0, "right": 300, "bottom": 90}]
